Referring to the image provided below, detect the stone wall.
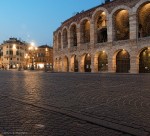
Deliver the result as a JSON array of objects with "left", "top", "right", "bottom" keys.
[{"left": 53, "top": 0, "right": 150, "bottom": 73}]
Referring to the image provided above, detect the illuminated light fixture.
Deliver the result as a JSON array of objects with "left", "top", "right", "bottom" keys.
[
  {"left": 148, "top": 47, "right": 150, "bottom": 50},
  {"left": 31, "top": 42, "right": 35, "bottom": 46},
  {"left": 101, "top": 12, "right": 106, "bottom": 15},
  {"left": 13, "top": 44, "right": 16, "bottom": 49},
  {"left": 103, "top": 50, "right": 105, "bottom": 53}
]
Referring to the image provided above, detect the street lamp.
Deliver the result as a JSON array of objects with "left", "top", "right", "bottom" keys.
[{"left": 28, "top": 42, "right": 38, "bottom": 70}]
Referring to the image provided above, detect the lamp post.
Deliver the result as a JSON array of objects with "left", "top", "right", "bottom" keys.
[{"left": 28, "top": 42, "right": 37, "bottom": 70}]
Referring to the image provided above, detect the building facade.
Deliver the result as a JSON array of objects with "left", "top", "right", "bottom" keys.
[
  {"left": 0, "top": 38, "right": 28, "bottom": 69},
  {"left": 0, "top": 38, "right": 53, "bottom": 70},
  {"left": 33, "top": 45, "right": 53, "bottom": 70},
  {"left": 53, "top": 0, "right": 150, "bottom": 73}
]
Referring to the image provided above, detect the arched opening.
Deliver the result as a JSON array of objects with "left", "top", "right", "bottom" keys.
[
  {"left": 70, "top": 24, "right": 77, "bottom": 47},
  {"left": 114, "top": 9, "right": 129, "bottom": 41},
  {"left": 84, "top": 54, "right": 91, "bottom": 72},
  {"left": 98, "top": 51, "right": 108, "bottom": 72},
  {"left": 80, "top": 20, "right": 90, "bottom": 43},
  {"left": 63, "top": 56, "right": 69, "bottom": 72},
  {"left": 58, "top": 33, "right": 61, "bottom": 49},
  {"left": 139, "top": 47, "right": 150, "bottom": 73},
  {"left": 95, "top": 11, "right": 107, "bottom": 43},
  {"left": 62, "top": 29, "right": 68, "bottom": 48},
  {"left": 116, "top": 50, "right": 130, "bottom": 73},
  {"left": 138, "top": 3, "right": 150, "bottom": 38},
  {"left": 74, "top": 55, "right": 78, "bottom": 72}
]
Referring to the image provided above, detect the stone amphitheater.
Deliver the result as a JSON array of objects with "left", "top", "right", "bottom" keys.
[{"left": 53, "top": 0, "right": 150, "bottom": 73}]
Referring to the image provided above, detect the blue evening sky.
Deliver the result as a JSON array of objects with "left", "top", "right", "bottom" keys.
[{"left": 0, "top": 0, "right": 104, "bottom": 46}]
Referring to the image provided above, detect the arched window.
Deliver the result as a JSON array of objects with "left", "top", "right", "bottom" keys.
[
  {"left": 70, "top": 25, "right": 77, "bottom": 46},
  {"left": 81, "top": 20, "right": 90, "bottom": 43},
  {"left": 138, "top": 3, "right": 150, "bottom": 38},
  {"left": 62, "top": 29, "right": 68, "bottom": 48},
  {"left": 96, "top": 12, "right": 107, "bottom": 43},
  {"left": 114, "top": 10, "right": 129, "bottom": 41}
]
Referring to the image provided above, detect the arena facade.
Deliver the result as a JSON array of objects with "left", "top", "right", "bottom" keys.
[{"left": 53, "top": 0, "right": 150, "bottom": 73}]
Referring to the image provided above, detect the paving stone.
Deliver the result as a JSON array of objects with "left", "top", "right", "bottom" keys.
[{"left": 0, "top": 71, "right": 149, "bottom": 135}]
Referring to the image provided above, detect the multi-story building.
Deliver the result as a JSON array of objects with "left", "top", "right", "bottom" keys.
[
  {"left": 53, "top": 0, "right": 150, "bottom": 73},
  {"left": 0, "top": 38, "right": 28, "bottom": 69},
  {"left": 31, "top": 45, "right": 53, "bottom": 70},
  {"left": 0, "top": 38, "right": 53, "bottom": 71}
]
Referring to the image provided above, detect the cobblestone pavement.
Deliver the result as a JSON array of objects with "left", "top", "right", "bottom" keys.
[{"left": 0, "top": 70, "right": 150, "bottom": 136}]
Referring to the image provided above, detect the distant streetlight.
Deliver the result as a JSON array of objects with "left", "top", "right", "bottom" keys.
[{"left": 28, "top": 42, "right": 38, "bottom": 70}]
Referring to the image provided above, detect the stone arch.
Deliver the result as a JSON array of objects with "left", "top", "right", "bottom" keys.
[
  {"left": 70, "top": 54, "right": 78, "bottom": 72},
  {"left": 69, "top": 23, "right": 78, "bottom": 47},
  {"left": 79, "top": 17, "right": 91, "bottom": 43},
  {"left": 113, "top": 49, "right": 130, "bottom": 73},
  {"left": 80, "top": 53, "right": 91, "bottom": 72},
  {"left": 92, "top": 8, "right": 108, "bottom": 43},
  {"left": 138, "top": 47, "right": 150, "bottom": 73},
  {"left": 94, "top": 51, "right": 108, "bottom": 72},
  {"left": 136, "top": 1, "right": 150, "bottom": 38},
  {"left": 63, "top": 56, "right": 69, "bottom": 72},
  {"left": 133, "top": 0, "right": 150, "bottom": 12},
  {"left": 111, "top": 6, "right": 131, "bottom": 41},
  {"left": 92, "top": 7, "right": 109, "bottom": 20},
  {"left": 69, "top": 22, "right": 78, "bottom": 30},
  {"left": 62, "top": 27, "right": 68, "bottom": 48}
]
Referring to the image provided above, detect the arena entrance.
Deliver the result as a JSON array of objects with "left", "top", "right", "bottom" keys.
[
  {"left": 63, "top": 56, "right": 69, "bottom": 72},
  {"left": 84, "top": 54, "right": 91, "bottom": 72},
  {"left": 139, "top": 48, "right": 150, "bottom": 73},
  {"left": 74, "top": 55, "right": 78, "bottom": 72},
  {"left": 116, "top": 50, "right": 130, "bottom": 73},
  {"left": 98, "top": 51, "right": 108, "bottom": 72}
]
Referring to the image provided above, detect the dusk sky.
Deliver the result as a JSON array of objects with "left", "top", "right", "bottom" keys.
[{"left": 0, "top": 0, "right": 104, "bottom": 46}]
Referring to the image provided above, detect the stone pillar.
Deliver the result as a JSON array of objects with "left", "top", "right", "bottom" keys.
[
  {"left": 91, "top": 55, "right": 94, "bottom": 73},
  {"left": 91, "top": 54, "right": 98, "bottom": 73},
  {"left": 130, "top": 54, "right": 139, "bottom": 73},
  {"left": 108, "top": 55, "right": 116, "bottom": 73},
  {"left": 90, "top": 21, "right": 94, "bottom": 47},
  {"left": 78, "top": 55, "right": 84, "bottom": 72},
  {"left": 107, "top": 15, "right": 113, "bottom": 42},
  {"left": 69, "top": 57, "right": 72, "bottom": 72},
  {"left": 130, "top": 13, "right": 138, "bottom": 40},
  {"left": 62, "top": 58, "right": 65, "bottom": 72},
  {"left": 68, "top": 30, "right": 71, "bottom": 49}
]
